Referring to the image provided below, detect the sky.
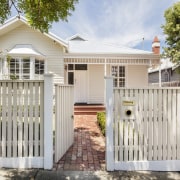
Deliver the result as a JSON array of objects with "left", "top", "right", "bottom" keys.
[{"left": 51, "top": 0, "right": 179, "bottom": 52}]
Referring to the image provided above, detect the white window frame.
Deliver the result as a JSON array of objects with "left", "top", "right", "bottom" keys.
[
  {"left": 8, "top": 57, "right": 45, "bottom": 80},
  {"left": 34, "top": 59, "right": 45, "bottom": 80},
  {"left": 111, "top": 65, "right": 126, "bottom": 87}
]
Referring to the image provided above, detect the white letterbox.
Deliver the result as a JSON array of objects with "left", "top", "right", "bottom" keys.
[{"left": 120, "top": 97, "right": 136, "bottom": 120}]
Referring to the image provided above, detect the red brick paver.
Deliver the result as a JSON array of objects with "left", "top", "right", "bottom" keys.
[{"left": 54, "top": 115, "right": 106, "bottom": 171}]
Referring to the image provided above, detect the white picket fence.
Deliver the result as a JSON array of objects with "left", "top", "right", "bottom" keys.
[
  {"left": 55, "top": 84, "right": 74, "bottom": 163},
  {"left": 106, "top": 77, "right": 180, "bottom": 171},
  {"left": 0, "top": 74, "right": 53, "bottom": 169}
]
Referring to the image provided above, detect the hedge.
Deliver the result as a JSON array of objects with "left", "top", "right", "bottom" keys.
[{"left": 97, "top": 112, "right": 106, "bottom": 136}]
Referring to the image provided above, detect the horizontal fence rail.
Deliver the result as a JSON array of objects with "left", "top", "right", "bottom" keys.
[{"left": 0, "top": 80, "right": 44, "bottom": 168}]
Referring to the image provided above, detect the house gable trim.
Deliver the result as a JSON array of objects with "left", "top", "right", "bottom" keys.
[{"left": 0, "top": 16, "right": 68, "bottom": 48}]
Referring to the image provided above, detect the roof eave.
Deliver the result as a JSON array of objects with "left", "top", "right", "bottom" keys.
[{"left": 64, "top": 52, "right": 160, "bottom": 60}]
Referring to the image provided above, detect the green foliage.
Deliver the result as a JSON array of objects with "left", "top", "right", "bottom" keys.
[
  {"left": 161, "top": 2, "right": 180, "bottom": 63},
  {"left": 97, "top": 112, "right": 106, "bottom": 136},
  {"left": 0, "top": 0, "right": 78, "bottom": 32}
]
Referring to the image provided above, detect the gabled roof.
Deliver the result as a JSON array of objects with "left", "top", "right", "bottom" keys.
[
  {"left": 67, "top": 35, "right": 154, "bottom": 55},
  {"left": 0, "top": 16, "right": 68, "bottom": 48},
  {"left": 66, "top": 34, "right": 87, "bottom": 41}
]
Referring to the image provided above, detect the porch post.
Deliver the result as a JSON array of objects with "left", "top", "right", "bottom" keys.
[
  {"left": 105, "top": 76, "right": 114, "bottom": 171},
  {"left": 44, "top": 73, "right": 53, "bottom": 169}
]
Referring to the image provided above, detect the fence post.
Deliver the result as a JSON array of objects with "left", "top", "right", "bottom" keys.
[
  {"left": 105, "top": 76, "right": 114, "bottom": 171},
  {"left": 44, "top": 74, "right": 53, "bottom": 169}
]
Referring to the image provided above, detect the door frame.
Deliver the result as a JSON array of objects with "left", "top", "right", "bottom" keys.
[
  {"left": 66, "top": 64, "right": 88, "bottom": 103},
  {"left": 74, "top": 70, "right": 88, "bottom": 103}
]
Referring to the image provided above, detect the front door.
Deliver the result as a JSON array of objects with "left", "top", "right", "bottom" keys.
[{"left": 75, "top": 70, "right": 87, "bottom": 103}]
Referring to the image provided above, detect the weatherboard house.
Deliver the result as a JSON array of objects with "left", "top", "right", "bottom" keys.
[{"left": 0, "top": 16, "right": 160, "bottom": 104}]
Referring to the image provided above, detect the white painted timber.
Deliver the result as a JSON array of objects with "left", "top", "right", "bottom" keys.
[
  {"left": 88, "top": 65, "right": 104, "bottom": 104},
  {"left": 0, "top": 80, "right": 44, "bottom": 169},
  {"left": 0, "top": 157, "right": 44, "bottom": 168},
  {"left": 55, "top": 84, "right": 74, "bottom": 163},
  {"left": 114, "top": 160, "right": 180, "bottom": 171},
  {"left": 105, "top": 77, "right": 114, "bottom": 171},
  {"left": 107, "top": 87, "right": 180, "bottom": 171},
  {"left": 44, "top": 74, "right": 53, "bottom": 169}
]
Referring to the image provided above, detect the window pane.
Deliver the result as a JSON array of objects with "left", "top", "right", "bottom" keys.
[
  {"left": 10, "top": 58, "right": 20, "bottom": 79},
  {"left": 68, "top": 64, "right": 74, "bottom": 70},
  {"left": 68, "top": 72, "right": 74, "bottom": 85},
  {"left": 22, "top": 58, "right": 30, "bottom": 79},
  {"left": 119, "top": 66, "right": 125, "bottom": 77},
  {"left": 35, "top": 59, "right": 44, "bottom": 75},
  {"left": 112, "top": 66, "right": 118, "bottom": 77},
  {"left": 119, "top": 78, "right": 125, "bottom": 87},
  {"left": 75, "top": 64, "right": 87, "bottom": 70},
  {"left": 111, "top": 65, "right": 125, "bottom": 87},
  {"left": 113, "top": 79, "right": 118, "bottom": 87},
  {"left": 22, "top": 59, "right": 30, "bottom": 73}
]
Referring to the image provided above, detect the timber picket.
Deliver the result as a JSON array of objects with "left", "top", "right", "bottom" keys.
[
  {"left": 177, "top": 89, "right": 180, "bottom": 159},
  {"left": 153, "top": 89, "right": 158, "bottom": 160},
  {"left": 7, "top": 82, "right": 12, "bottom": 157},
  {"left": 167, "top": 89, "right": 172, "bottom": 160},
  {"left": 40, "top": 82, "right": 44, "bottom": 157},
  {"left": 172, "top": 89, "right": 177, "bottom": 160},
  {"left": 148, "top": 89, "right": 153, "bottom": 161},
  {"left": 23, "top": 82, "right": 29, "bottom": 157},
  {"left": 114, "top": 90, "right": 119, "bottom": 162},
  {"left": 119, "top": 89, "right": 124, "bottom": 161},
  {"left": 128, "top": 90, "right": 133, "bottom": 161},
  {"left": 2, "top": 82, "right": 7, "bottom": 157},
  {"left": 143, "top": 89, "right": 148, "bottom": 161}
]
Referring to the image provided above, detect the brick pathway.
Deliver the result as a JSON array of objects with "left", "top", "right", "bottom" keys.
[{"left": 54, "top": 115, "right": 106, "bottom": 171}]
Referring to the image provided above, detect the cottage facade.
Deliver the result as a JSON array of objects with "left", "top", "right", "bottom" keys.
[{"left": 0, "top": 17, "right": 160, "bottom": 104}]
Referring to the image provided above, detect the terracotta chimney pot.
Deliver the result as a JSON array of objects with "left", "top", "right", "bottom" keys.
[{"left": 152, "top": 36, "right": 160, "bottom": 54}]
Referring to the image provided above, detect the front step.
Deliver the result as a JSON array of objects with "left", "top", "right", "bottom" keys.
[{"left": 74, "top": 105, "right": 105, "bottom": 115}]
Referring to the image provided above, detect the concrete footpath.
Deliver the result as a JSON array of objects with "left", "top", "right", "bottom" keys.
[{"left": 0, "top": 169, "right": 180, "bottom": 180}]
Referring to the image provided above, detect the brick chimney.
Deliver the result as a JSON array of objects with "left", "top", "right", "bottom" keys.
[{"left": 152, "top": 36, "right": 160, "bottom": 54}]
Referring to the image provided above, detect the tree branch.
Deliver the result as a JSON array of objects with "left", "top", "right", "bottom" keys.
[{"left": 10, "top": 0, "right": 21, "bottom": 16}]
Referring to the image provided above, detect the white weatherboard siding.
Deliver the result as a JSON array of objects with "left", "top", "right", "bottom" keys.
[
  {"left": 127, "top": 65, "right": 148, "bottom": 88},
  {"left": 88, "top": 65, "right": 104, "bottom": 104},
  {"left": 0, "top": 24, "right": 64, "bottom": 83}
]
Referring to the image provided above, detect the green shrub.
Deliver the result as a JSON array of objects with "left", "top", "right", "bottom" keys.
[{"left": 97, "top": 112, "right": 106, "bottom": 136}]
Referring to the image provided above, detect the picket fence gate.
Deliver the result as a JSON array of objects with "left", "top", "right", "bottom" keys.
[
  {"left": 106, "top": 77, "right": 180, "bottom": 171},
  {"left": 55, "top": 84, "right": 74, "bottom": 163}
]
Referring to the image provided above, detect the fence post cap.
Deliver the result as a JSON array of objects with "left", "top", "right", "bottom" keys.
[
  {"left": 44, "top": 73, "right": 54, "bottom": 77},
  {"left": 104, "top": 76, "right": 113, "bottom": 80}
]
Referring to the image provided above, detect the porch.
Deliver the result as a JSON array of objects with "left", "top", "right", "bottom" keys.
[{"left": 64, "top": 54, "right": 160, "bottom": 104}]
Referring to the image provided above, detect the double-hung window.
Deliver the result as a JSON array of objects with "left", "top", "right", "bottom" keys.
[
  {"left": 9, "top": 57, "right": 44, "bottom": 80},
  {"left": 111, "top": 66, "right": 125, "bottom": 87}
]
